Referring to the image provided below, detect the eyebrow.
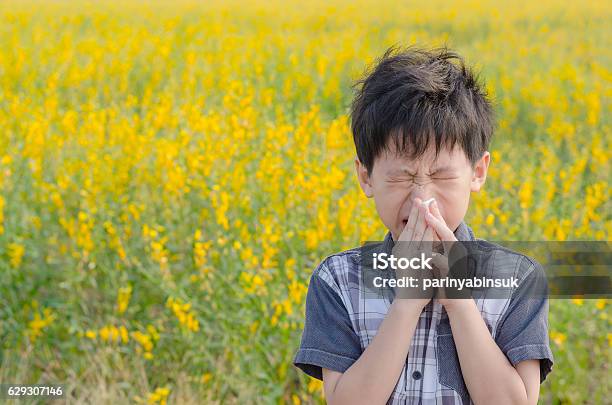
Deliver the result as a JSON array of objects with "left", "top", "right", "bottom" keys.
[
  {"left": 386, "top": 168, "right": 416, "bottom": 176},
  {"left": 428, "top": 165, "right": 456, "bottom": 174},
  {"left": 386, "top": 166, "right": 456, "bottom": 176}
]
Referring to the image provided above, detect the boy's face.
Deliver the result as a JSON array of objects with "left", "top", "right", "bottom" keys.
[{"left": 355, "top": 141, "right": 490, "bottom": 241}]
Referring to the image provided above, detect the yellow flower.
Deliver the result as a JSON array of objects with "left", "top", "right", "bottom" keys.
[
  {"left": 119, "top": 325, "right": 129, "bottom": 344},
  {"left": 571, "top": 298, "right": 584, "bottom": 306},
  {"left": 307, "top": 377, "right": 323, "bottom": 393},
  {"left": 147, "top": 387, "right": 170, "bottom": 405},
  {"left": 8, "top": 242, "right": 25, "bottom": 268},
  {"left": 100, "top": 326, "right": 110, "bottom": 342},
  {"left": 117, "top": 285, "right": 132, "bottom": 314},
  {"left": 289, "top": 280, "right": 307, "bottom": 304},
  {"left": 166, "top": 297, "right": 199, "bottom": 332},
  {"left": 518, "top": 180, "right": 533, "bottom": 209},
  {"left": 27, "top": 306, "right": 56, "bottom": 343},
  {"left": 550, "top": 331, "right": 566, "bottom": 346}
]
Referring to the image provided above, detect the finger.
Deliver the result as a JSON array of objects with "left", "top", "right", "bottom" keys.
[
  {"left": 423, "top": 201, "right": 445, "bottom": 231},
  {"left": 430, "top": 199, "right": 444, "bottom": 222},
  {"left": 424, "top": 209, "right": 456, "bottom": 241},
  {"left": 425, "top": 200, "right": 445, "bottom": 243},
  {"left": 412, "top": 202, "right": 428, "bottom": 244},
  {"left": 420, "top": 224, "right": 433, "bottom": 252},
  {"left": 399, "top": 197, "right": 421, "bottom": 242},
  {"left": 432, "top": 231, "right": 444, "bottom": 254}
]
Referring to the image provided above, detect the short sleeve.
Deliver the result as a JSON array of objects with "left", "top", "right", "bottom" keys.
[
  {"left": 495, "top": 259, "right": 554, "bottom": 383},
  {"left": 293, "top": 262, "right": 362, "bottom": 380}
]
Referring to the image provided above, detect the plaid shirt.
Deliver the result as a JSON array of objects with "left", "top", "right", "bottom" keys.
[{"left": 294, "top": 221, "right": 553, "bottom": 405}]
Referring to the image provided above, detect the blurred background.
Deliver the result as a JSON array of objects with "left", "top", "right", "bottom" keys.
[{"left": 0, "top": 0, "right": 609, "bottom": 403}]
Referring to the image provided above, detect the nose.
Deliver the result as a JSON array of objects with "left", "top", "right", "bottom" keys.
[{"left": 411, "top": 182, "right": 432, "bottom": 202}]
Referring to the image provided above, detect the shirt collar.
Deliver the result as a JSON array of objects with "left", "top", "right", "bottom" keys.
[{"left": 381, "top": 220, "right": 475, "bottom": 254}]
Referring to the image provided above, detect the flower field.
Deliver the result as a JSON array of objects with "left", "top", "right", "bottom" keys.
[{"left": 0, "top": 0, "right": 609, "bottom": 403}]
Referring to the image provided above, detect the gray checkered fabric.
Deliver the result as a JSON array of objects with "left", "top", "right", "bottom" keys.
[{"left": 294, "top": 221, "right": 554, "bottom": 405}]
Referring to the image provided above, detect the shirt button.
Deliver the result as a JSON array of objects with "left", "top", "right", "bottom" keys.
[{"left": 412, "top": 370, "right": 422, "bottom": 380}]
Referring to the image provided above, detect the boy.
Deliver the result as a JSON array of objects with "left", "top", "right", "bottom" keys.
[{"left": 293, "top": 46, "right": 553, "bottom": 404}]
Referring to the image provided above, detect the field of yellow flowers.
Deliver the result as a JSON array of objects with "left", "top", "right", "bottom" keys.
[{"left": 0, "top": 0, "right": 609, "bottom": 403}]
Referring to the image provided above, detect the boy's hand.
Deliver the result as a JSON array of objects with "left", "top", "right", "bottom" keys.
[
  {"left": 424, "top": 200, "right": 469, "bottom": 309},
  {"left": 391, "top": 198, "right": 435, "bottom": 308},
  {"left": 423, "top": 199, "right": 458, "bottom": 246}
]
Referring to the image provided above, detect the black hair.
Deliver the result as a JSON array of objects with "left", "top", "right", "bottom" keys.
[{"left": 350, "top": 45, "right": 495, "bottom": 176}]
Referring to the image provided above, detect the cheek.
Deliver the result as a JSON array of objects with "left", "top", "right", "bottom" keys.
[
  {"left": 433, "top": 182, "right": 471, "bottom": 227},
  {"left": 372, "top": 186, "right": 407, "bottom": 222}
]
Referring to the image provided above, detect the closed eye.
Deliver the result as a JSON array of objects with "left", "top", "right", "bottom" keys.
[
  {"left": 386, "top": 177, "right": 414, "bottom": 183},
  {"left": 432, "top": 176, "right": 459, "bottom": 181},
  {"left": 387, "top": 176, "right": 458, "bottom": 183}
]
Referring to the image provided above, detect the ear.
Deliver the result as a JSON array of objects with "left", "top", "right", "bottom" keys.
[
  {"left": 470, "top": 151, "right": 490, "bottom": 192},
  {"left": 355, "top": 157, "right": 374, "bottom": 198}
]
